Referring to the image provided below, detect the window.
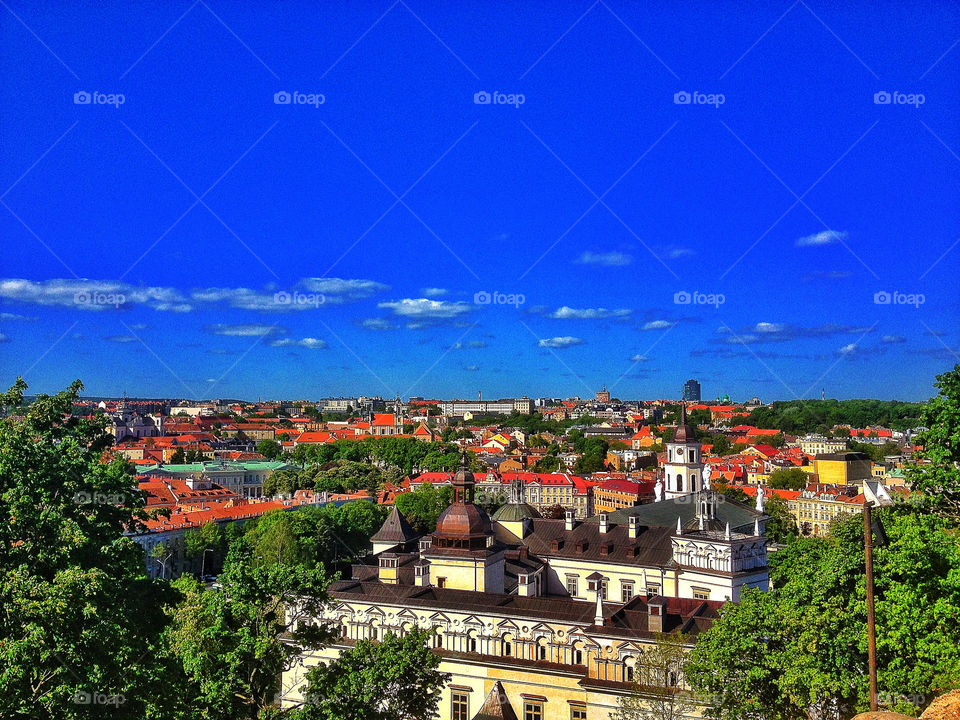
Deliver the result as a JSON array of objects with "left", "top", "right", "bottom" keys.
[
  {"left": 571, "top": 706, "right": 587, "bottom": 720},
  {"left": 451, "top": 692, "right": 469, "bottom": 720},
  {"left": 504, "top": 641, "right": 512, "bottom": 656},
  {"left": 600, "top": 580, "right": 608, "bottom": 600},
  {"left": 647, "top": 583, "right": 661, "bottom": 596},
  {"left": 524, "top": 702, "right": 544, "bottom": 720},
  {"left": 437, "top": 577, "right": 446, "bottom": 588},
  {"left": 369, "top": 627, "right": 377, "bottom": 641},
  {"left": 469, "top": 638, "right": 477, "bottom": 653},
  {"left": 574, "top": 649, "right": 583, "bottom": 664},
  {"left": 538, "top": 645, "right": 547, "bottom": 660},
  {"left": 566, "top": 575, "right": 578, "bottom": 597},
  {"left": 621, "top": 581, "right": 634, "bottom": 603},
  {"left": 433, "top": 633, "right": 443, "bottom": 649},
  {"left": 693, "top": 589, "right": 710, "bottom": 600}
]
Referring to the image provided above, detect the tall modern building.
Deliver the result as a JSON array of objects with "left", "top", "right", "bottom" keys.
[{"left": 682, "top": 378, "right": 701, "bottom": 402}]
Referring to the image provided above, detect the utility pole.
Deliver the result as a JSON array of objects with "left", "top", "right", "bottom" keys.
[{"left": 864, "top": 502, "right": 878, "bottom": 711}]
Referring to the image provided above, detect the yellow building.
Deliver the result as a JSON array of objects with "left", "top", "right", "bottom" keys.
[
  {"left": 813, "top": 452, "right": 873, "bottom": 485},
  {"left": 282, "top": 463, "right": 771, "bottom": 719}
]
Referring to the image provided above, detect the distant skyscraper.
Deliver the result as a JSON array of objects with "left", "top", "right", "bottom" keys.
[{"left": 682, "top": 379, "right": 701, "bottom": 402}]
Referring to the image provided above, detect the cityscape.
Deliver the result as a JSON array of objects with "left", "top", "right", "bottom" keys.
[{"left": 2, "top": 1, "right": 960, "bottom": 720}]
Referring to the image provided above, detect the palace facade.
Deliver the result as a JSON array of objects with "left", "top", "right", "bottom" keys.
[{"left": 281, "top": 410, "right": 770, "bottom": 720}]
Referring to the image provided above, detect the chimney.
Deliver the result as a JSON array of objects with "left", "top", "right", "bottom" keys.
[
  {"left": 517, "top": 572, "right": 533, "bottom": 597},
  {"left": 415, "top": 561, "right": 430, "bottom": 587},
  {"left": 628, "top": 515, "right": 639, "bottom": 539},
  {"left": 648, "top": 597, "right": 666, "bottom": 633},
  {"left": 565, "top": 509, "right": 576, "bottom": 531},
  {"left": 599, "top": 513, "right": 608, "bottom": 534}
]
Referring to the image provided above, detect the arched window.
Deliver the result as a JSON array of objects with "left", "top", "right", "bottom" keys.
[
  {"left": 369, "top": 627, "right": 377, "bottom": 641},
  {"left": 504, "top": 641, "right": 512, "bottom": 657},
  {"left": 433, "top": 633, "right": 443, "bottom": 649},
  {"left": 691, "top": 474, "right": 697, "bottom": 490},
  {"left": 625, "top": 663, "right": 634, "bottom": 682},
  {"left": 469, "top": 638, "right": 477, "bottom": 653},
  {"left": 676, "top": 474, "right": 683, "bottom": 491},
  {"left": 574, "top": 649, "right": 583, "bottom": 664},
  {"left": 538, "top": 645, "right": 547, "bottom": 660}
]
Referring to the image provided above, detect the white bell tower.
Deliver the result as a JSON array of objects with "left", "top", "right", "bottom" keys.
[{"left": 663, "top": 403, "right": 703, "bottom": 500}]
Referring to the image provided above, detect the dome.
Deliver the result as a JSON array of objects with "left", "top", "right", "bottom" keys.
[
  {"left": 435, "top": 502, "right": 492, "bottom": 539},
  {"left": 453, "top": 465, "right": 475, "bottom": 487},
  {"left": 492, "top": 503, "right": 542, "bottom": 522}
]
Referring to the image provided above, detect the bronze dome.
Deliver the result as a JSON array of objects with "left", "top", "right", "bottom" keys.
[{"left": 435, "top": 502, "right": 492, "bottom": 539}]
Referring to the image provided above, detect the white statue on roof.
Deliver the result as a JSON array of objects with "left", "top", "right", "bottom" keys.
[
  {"left": 702, "top": 463, "right": 712, "bottom": 490},
  {"left": 654, "top": 477, "right": 664, "bottom": 502},
  {"left": 756, "top": 485, "right": 766, "bottom": 512}
]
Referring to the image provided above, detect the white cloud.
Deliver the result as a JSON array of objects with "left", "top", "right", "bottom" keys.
[
  {"left": 465, "top": 365, "right": 480, "bottom": 371},
  {"left": 0, "top": 312, "right": 37, "bottom": 321},
  {"left": 0, "top": 278, "right": 189, "bottom": 311},
  {"left": 106, "top": 335, "right": 137, "bottom": 343},
  {"left": 358, "top": 318, "right": 396, "bottom": 331},
  {"left": 550, "top": 306, "right": 631, "bottom": 320},
  {"left": 755, "top": 322, "right": 786, "bottom": 333},
  {"left": 796, "top": 230, "right": 847, "bottom": 247},
  {"left": 299, "top": 278, "right": 389, "bottom": 303},
  {"left": 421, "top": 287, "right": 448, "bottom": 297},
  {"left": 378, "top": 298, "right": 472, "bottom": 320},
  {"left": 538, "top": 336, "right": 584, "bottom": 348},
  {"left": 642, "top": 320, "right": 674, "bottom": 330},
  {"left": 575, "top": 251, "right": 633, "bottom": 267},
  {"left": 204, "top": 324, "right": 285, "bottom": 337},
  {"left": 838, "top": 343, "right": 858, "bottom": 355},
  {"left": 881, "top": 335, "right": 906, "bottom": 344},
  {"left": 629, "top": 354, "right": 650, "bottom": 362},
  {"left": 270, "top": 337, "right": 327, "bottom": 349}
]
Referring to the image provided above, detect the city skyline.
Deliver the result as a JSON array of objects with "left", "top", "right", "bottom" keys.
[{"left": 2, "top": 1, "right": 959, "bottom": 402}]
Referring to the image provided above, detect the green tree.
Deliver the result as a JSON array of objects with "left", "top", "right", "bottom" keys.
[
  {"left": 254, "top": 439, "right": 281, "bottom": 460},
  {"left": 393, "top": 484, "right": 453, "bottom": 534},
  {"left": 170, "top": 447, "right": 186, "bottom": 464},
  {"left": 165, "top": 540, "right": 335, "bottom": 720},
  {"left": 762, "top": 494, "right": 797, "bottom": 544},
  {"left": 909, "top": 364, "right": 960, "bottom": 519},
  {"left": 686, "top": 509, "right": 960, "bottom": 720},
  {"left": 767, "top": 468, "right": 808, "bottom": 491},
  {"left": 709, "top": 434, "right": 732, "bottom": 456},
  {"left": 612, "top": 633, "right": 697, "bottom": 720},
  {"left": 292, "top": 628, "right": 449, "bottom": 720},
  {"left": 0, "top": 379, "right": 175, "bottom": 719}
]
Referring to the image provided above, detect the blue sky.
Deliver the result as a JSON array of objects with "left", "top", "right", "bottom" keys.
[{"left": 1, "top": 0, "right": 958, "bottom": 402}]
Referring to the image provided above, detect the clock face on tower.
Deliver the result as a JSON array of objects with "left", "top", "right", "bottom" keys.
[{"left": 677, "top": 448, "right": 684, "bottom": 458}]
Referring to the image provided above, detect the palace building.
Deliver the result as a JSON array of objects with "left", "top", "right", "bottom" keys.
[{"left": 281, "top": 445, "right": 770, "bottom": 720}]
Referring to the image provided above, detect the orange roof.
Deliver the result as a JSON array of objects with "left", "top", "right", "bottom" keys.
[{"left": 372, "top": 414, "right": 396, "bottom": 426}]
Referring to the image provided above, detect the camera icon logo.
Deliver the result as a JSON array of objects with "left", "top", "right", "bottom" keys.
[
  {"left": 74, "top": 290, "right": 91, "bottom": 305},
  {"left": 273, "top": 291, "right": 291, "bottom": 305},
  {"left": 72, "top": 692, "right": 92, "bottom": 705},
  {"left": 274, "top": 91, "right": 291, "bottom": 105},
  {"left": 873, "top": 290, "right": 892, "bottom": 304},
  {"left": 673, "top": 290, "right": 692, "bottom": 304},
  {"left": 74, "top": 91, "right": 91, "bottom": 105},
  {"left": 474, "top": 91, "right": 491, "bottom": 105},
  {"left": 874, "top": 91, "right": 891, "bottom": 105},
  {"left": 474, "top": 290, "right": 492, "bottom": 305},
  {"left": 673, "top": 91, "right": 691, "bottom": 105}
]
